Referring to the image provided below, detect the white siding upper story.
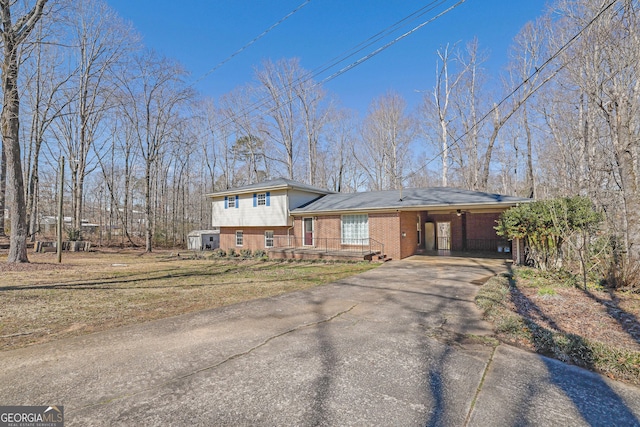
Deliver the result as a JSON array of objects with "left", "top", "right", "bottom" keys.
[{"left": 211, "top": 188, "right": 322, "bottom": 228}]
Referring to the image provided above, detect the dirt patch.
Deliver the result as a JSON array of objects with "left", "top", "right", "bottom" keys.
[{"left": 505, "top": 272, "right": 640, "bottom": 353}]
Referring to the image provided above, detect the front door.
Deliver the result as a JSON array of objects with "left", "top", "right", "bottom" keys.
[
  {"left": 303, "top": 217, "right": 314, "bottom": 246},
  {"left": 437, "top": 222, "right": 451, "bottom": 250},
  {"left": 425, "top": 222, "right": 435, "bottom": 251}
]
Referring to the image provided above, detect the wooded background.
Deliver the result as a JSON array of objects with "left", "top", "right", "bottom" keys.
[{"left": 1, "top": 0, "right": 638, "bottom": 260}]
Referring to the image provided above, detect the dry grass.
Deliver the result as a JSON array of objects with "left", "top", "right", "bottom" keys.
[
  {"left": 0, "top": 249, "right": 377, "bottom": 351},
  {"left": 476, "top": 267, "right": 640, "bottom": 384}
]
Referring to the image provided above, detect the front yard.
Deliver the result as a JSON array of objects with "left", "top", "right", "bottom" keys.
[{"left": 0, "top": 250, "right": 377, "bottom": 351}]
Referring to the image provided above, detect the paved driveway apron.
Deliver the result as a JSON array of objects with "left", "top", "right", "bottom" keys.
[{"left": 3, "top": 258, "right": 640, "bottom": 426}]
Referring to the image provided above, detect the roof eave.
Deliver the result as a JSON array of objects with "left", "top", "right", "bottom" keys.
[
  {"left": 206, "top": 184, "right": 330, "bottom": 198},
  {"left": 290, "top": 200, "right": 527, "bottom": 216}
]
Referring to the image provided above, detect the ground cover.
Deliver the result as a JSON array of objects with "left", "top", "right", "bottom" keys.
[
  {"left": 0, "top": 249, "right": 377, "bottom": 350},
  {"left": 476, "top": 266, "right": 640, "bottom": 384}
]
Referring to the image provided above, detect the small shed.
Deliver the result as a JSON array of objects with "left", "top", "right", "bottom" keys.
[{"left": 188, "top": 229, "right": 220, "bottom": 251}]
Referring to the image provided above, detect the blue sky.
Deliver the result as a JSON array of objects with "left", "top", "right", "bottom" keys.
[{"left": 106, "top": 0, "right": 550, "bottom": 115}]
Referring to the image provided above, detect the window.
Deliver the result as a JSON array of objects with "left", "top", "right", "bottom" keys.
[
  {"left": 253, "top": 192, "right": 270, "bottom": 207},
  {"left": 265, "top": 231, "right": 274, "bottom": 248},
  {"left": 236, "top": 230, "right": 243, "bottom": 246},
  {"left": 227, "top": 196, "right": 236, "bottom": 208},
  {"left": 341, "top": 214, "right": 369, "bottom": 245}
]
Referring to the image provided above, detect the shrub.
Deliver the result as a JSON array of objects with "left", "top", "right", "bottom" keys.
[
  {"left": 67, "top": 229, "right": 82, "bottom": 241},
  {"left": 227, "top": 248, "right": 237, "bottom": 257},
  {"left": 253, "top": 249, "right": 267, "bottom": 258},
  {"left": 608, "top": 257, "right": 640, "bottom": 292},
  {"left": 211, "top": 248, "right": 226, "bottom": 258},
  {"left": 240, "top": 249, "right": 253, "bottom": 258}
]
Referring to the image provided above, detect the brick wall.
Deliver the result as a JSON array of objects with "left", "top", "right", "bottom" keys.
[
  {"left": 225, "top": 209, "right": 508, "bottom": 259},
  {"left": 370, "top": 212, "right": 402, "bottom": 260},
  {"left": 219, "top": 226, "right": 290, "bottom": 251},
  {"left": 423, "top": 211, "right": 504, "bottom": 252},
  {"left": 293, "top": 213, "right": 405, "bottom": 260},
  {"left": 465, "top": 212, "right": 501, "bottom": 240},
  {"left": 399, "top": 211, "right": 420, "bottom": 259}
]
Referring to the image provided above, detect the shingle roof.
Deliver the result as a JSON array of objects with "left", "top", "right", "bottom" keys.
[
  {"left": 291, "top": 187, "right": 531, "bottom": 214},
  {"left": 206, "top": 178, "right": 332, "bottom": 197}
]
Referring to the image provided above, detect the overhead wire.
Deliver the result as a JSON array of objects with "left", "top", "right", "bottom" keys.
[
  {"left": 211, "top": 0, "right": 466, "bottom": 132},
  {"left": 320, "top": 0, "right": 466, "bottom": 85},
  {"left": 189, "top": 0, "right": 312, "bottom": 87}
]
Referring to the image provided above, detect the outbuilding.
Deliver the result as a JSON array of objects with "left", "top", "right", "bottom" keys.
[{"left": 187, "top": 229, "right": 220, "bottom": 251}]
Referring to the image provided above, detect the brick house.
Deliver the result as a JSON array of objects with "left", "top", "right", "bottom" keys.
[{"left": 208, "top": 178, "right": 530, "bottom": 261}]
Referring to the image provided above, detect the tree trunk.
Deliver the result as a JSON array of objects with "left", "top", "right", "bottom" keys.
[
  {"left": 0, "top": 144, "right": 6, "bottom": 237},
  {"left": 2, "top": 41, "right": 29, "bottom": 262},
  {"left": 612, "top": 99, "right": 640, "bottom": 260},
  {"left": 523, "top": 104, "right": 535, "bottom": 198},
  {"left": 145, "top": 158, "right": 153, "bottom": 253}
]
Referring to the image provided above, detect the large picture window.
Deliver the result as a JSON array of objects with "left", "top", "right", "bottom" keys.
[{"left": 341, "top": 214, "right": 369, "bottom": 245}]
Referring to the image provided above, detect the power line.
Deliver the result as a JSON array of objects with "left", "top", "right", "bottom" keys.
[
  {"left": 320, "top": 0, "right": 467, "bottom": 85},
  {"left": 190, "top": 0, "right": 312, "bottom": 86},
  {"left": 213, "top": 0, "right": 465, "bottom": 132},
  {"left": 410, "top": 0, "right": 621, "bottom": 184}
]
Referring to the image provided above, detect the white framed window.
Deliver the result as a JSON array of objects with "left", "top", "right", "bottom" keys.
[
  {"left": 341, "top": 214, "right": 369, "bottom": 245},
  {"left": 257, "top": 193, "right": 266, "bottom": 206},
  {"left": 236, "top": 230, "right": 243, "bottom": 246},
  {"left": 265, "top": 230, "right": 274, "bottom": 248},
  {"left": 228, "top": 196, "right": 236, "bottom": 208}
]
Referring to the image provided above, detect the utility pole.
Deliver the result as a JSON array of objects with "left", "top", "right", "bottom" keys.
[{"left": 57, "top": 156, "right": 64, "bottom": 263}]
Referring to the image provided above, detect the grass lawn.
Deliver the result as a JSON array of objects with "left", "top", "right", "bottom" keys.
[{"left": 0, "top": 249, "right": 377, "bottom": 351}]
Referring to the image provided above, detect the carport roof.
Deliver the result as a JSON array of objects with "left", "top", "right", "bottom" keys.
[{"left": 291, "top": 187, "right": 531, "bottom": 214}]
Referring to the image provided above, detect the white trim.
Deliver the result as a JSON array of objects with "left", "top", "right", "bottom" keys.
[
  {"left": 341, "top": 214, "right": 369, "bottom": 245},
  {"left": 265, "top": 230, "right": 274, "bottom": 248},
  {"left": 302, "top": 217, "right": 314, "bottom": 246}
]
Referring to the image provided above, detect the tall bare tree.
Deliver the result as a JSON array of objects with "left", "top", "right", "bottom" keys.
[
  {"left": 425, "top": 44, "right": 466, "bottom": 187},
  {"left": 359, "top": 91, "right": 415, "bottom": 190},
  {"left": 0, "top": 0, "right": 49, "bottom": 262},
  {"left": 22, "top": 20, "right": 72, "bottom": 241},
  {"left": 116, "top": 51, "right": 192, "bottom": 252},
  {"left": 54, "top": 0, "right": 137, "bottom": 237},
  {"left": 255, "top": 58, "right": 301, "bottom": 180}
]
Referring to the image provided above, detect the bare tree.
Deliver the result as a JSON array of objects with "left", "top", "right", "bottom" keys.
[
  {"left": 293, "top": 71, "right": 330, "bottom": 186},
  {"left": 359, "top": 91, "right": 415, "bottom": 190},
  {"left": 425, "top": 44, "right": 466, "bottom": 187},
  {"left": 255, "top": 58, "right": 301, "bottom": 180},
  {"left": 22, "top": 20, "right": 73, "bottom": 241},
  {"left": 322, "top": 107, "right": 363, "bottom": 192},
  {"left": 53, "top": 0, "right": 137, "bottom": 238},
  {"left": 450, "top": 39, "right": 488, "bottom": 190},
  {"left": 219, "top": 87, "right": 266, "bottom": 185},
  {"left": 0, "top": 0, "right": 49, "bottom": 262},
  {"left": 116, "top": 51, "right": 192, "bottom": 252}
]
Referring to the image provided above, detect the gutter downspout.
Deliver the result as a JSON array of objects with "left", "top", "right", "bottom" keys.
[
  {"left": 286, "top": 190, "right": 294, "bottom": 247},
  {"left": 287, "top": 222, "right": 294, "bottom": 247}
]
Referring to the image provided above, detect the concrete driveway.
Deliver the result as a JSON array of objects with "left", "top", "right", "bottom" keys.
[{"left": 2, "top": 258, "right": 640, "bottom": 426}]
